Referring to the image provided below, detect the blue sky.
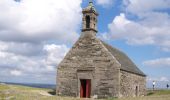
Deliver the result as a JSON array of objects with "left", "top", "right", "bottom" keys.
[{"left": 0, "top": 0, "right": 170, "bottom": 88}]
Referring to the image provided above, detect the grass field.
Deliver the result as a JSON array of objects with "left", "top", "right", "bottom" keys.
[{"left": 0, "top": 84, "right": 170, "bottom": 100}]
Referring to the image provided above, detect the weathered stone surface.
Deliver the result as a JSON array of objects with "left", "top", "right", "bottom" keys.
[
  {"left": 57, "top": 31, "right": 121, "bottom": 98},
  {"left": 120, "top": 70, "right": 146, "bottom": 97},
  {"left": 56, "top": 1, "right": 146, "bottom": 99}
]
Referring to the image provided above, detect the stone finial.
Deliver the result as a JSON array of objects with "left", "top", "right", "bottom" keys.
[{"left": 81, "top": 1, "right": 98, "bottom": 33}]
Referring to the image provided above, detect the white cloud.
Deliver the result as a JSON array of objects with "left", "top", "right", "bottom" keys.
[
  {"left": 123, "top": 0, "right": 170, "bottom": 15},
  {"left": 147, "top": 76, "right": 170, "bottom": 88},
  {"left": 0, "top": 41, "right": 69, "bottom": 83},
  {"left": 96, "top": 0, "right": 114, "bottom": 7},
  {"left": 10, "top": 70, "right": 22, "bottom": 76},
  {"left": 106, "top": 0, "right": 170, "bottom": 52},
  {"left": 108, "top": 13, "right": 156, "bottom": 45},
  {"left": 0, "top": 41, "right": 43, "bottom": 56},
  {"left": 143, "top": 58, "right": 170, "bottom": 67},
  {"left": 0, "top": 0, "right": 81, "bottom": 83},
  {"left": 160, "top": 77, "right": 169, "bottom": 82},
  {"left": 0, "top": 0, "right": 82, "bottom": 43},
  {"left": 147, "top": 76, "right": 169, "bottom": 82},
  {"left": 43, "top": 44, "right": 69, "bottom": 70}
]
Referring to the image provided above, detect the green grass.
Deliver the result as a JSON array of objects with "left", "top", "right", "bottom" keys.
[
  {"left": 147, "top": 90, "right": 170, "bottom": 95},
  {"left": 0, "top": 84, "right": 52, "bottom": 100},
  {"left": 107, "top": 90, "right": 170, "bottom": 100},
  {"left": 0, "top": 84, "right": 10, "bottom": 90},
  {"left": 1, "top": 84, "right": 170, "bottom": 100}
]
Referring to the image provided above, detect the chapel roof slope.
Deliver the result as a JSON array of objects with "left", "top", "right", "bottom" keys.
[{"left": 101, "top": 41, "right": 146, "bottom": 76}]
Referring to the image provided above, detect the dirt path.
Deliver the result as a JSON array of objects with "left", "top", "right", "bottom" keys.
[{"left": 39, "top": 91, "right": 53, "bottom": 96}]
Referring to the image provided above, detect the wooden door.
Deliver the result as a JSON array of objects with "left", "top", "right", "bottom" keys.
[
  {"left": 86, "top": 79, "right": 91, "bottom": 98},
  {"left": 80, "top": 79, "right": 91, "bottom": 98},
  {"left": 80, "top": 81, "right": 84, "bottom": 98}
]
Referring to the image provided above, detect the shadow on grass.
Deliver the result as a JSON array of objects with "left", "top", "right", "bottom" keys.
[
  {"left": 147, "top": 92, "right": 154, "bottom": 96},
  {"left": 48, "top": 89, "right": 56, "bottom": 95}
]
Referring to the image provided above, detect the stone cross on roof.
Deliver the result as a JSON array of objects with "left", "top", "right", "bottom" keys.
[{"left": 89, "top": 0, "right": 94, "bottom": 6}]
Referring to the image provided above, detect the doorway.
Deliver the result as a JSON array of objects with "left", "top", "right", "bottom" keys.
[
  {"left": 80, "top": 79, "right": 91, "bottom": 98},
  {"left": 135, "top": 86, "right": 138, "bottom": 96}
]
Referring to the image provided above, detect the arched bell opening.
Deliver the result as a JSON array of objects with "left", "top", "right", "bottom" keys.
[{"left": 86, "top": 16, "right": 90, "bottom": 28}]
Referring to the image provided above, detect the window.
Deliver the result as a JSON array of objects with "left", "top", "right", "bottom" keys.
[{"left": 86, "top": 16, "right": 90, "bottom": 28}]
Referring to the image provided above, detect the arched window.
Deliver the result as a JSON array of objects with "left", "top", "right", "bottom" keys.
[{"left": 86, "top": 16, "right": 90, "bottom": 28}]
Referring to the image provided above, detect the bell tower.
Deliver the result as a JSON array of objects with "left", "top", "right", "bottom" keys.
[{"left": 82, "top": 1, "right": 99, "bottom": 33}]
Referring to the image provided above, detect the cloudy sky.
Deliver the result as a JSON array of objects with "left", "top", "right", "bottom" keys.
[{"left": 0, "top": 0, "right": 170, "bottom": 88}]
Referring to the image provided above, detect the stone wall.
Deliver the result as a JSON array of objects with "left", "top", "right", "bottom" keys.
[
  {"left": 120, "top": 70, "right": 146, "bottom": 97},
  {"left": 56, "top": 31, "right": 121, "bottom": 98}
]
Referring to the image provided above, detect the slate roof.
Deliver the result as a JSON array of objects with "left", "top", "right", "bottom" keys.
[{"left": 101, "top": 41, "right": 146, "bottom": 76}]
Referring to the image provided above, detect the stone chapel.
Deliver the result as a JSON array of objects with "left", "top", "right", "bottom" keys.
[{"left": 56, "top": 1, "right": 146, "bottom": 98}]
